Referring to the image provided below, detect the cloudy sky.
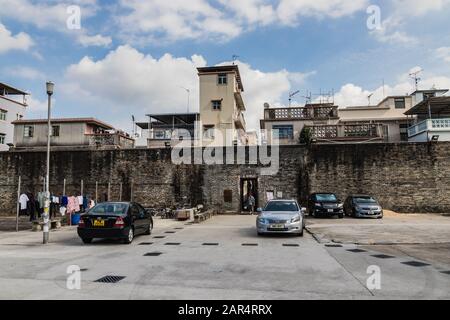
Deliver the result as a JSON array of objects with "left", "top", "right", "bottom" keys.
[{"left": 1, "top": 0, "right": 450, "bottom": 132}]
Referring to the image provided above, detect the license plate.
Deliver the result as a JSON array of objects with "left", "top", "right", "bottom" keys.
[
  {"left": 93, "top": 220, "right": 105, "bottom": 227},
  {"left": 328, "top": 209, "right": 334, "bottom": 213},
  {"left": 270, "top": 224, "right": 285, "bottom": 229}
]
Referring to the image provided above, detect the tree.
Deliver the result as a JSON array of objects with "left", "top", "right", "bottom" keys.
[{"left": 299, "top": 127, "right": 313, "bottom": 145}]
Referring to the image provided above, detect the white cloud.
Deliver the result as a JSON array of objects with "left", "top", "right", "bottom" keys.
[
  {"left": 77, "top": 33, "right": 112, "bottom": 47},
  {"left": 3, "top": 66, "right": 44, "bottom": 80},
  {"left": 436, "top": 47, "right": 450, "bottom": 63},
  {"left": 0, "top": 22, "right": 33, "bottom": 54},
  {"left": 64, "top": 45, "right": 312, "bottom": 131},
  {"left": 370, "top": 17, "right": 417, "bottom": 45},
  {"left": 371, "top": 0, "right": 450, "bottom": 45},
  {"left": 332, "top": 68, "right": 450, "bottom": 107},
  {"left": 116, "top": 0, "right": 369, "bottom": 42}
]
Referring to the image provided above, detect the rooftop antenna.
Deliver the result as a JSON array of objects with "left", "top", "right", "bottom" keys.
[
  {"left": 409, "top": 68, "right": 423, "bottom": 91},
  {"left": 179, "top": 86, "right": 190, "bottom": 113},
  {"left": 289, "top": 90, "right": 300, "bottom": 107},
  {"left": 301, "top": 91, "right": 312, "bottom": 105},
  {"left": 232, "top": 55, "right": 239, "bottom": 65},
  {"left": 368, "top": 93, "right": 373, "bottom": 106}
]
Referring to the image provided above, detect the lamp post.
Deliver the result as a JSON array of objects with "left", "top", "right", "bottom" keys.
[{"left": 43, "top": 81, "right": 54, "bottom": 244}]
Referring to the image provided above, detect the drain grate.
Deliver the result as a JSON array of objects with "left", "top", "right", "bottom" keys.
[
  {"left": 139, "top": 242, "right": 153, "bottom": 246},
  {"left": 283, "top": 244, "right": 300, "bottom": 247},
  {"left": 175, "top": 228, "right": 184, "bottom": 230},
  {"left": 242, "top": 243, "right": 258, "bottom": 246},
  {"left": 144, "top": 252, "right": 163, "bottom": 256},
  {"left": 80, "top": 268, "right": 89, "bottom": 272},
  {"left": 402, "top": 261, "right": 430, "bottom": 267},
  {"left": 165, "top": 242, "right": 181, "bottom": 246},
  {"left": 94, "top": 276, "right": 125, "bottom": 284},
  {"left": 203, "top": 243, "right": 219, "bottom": 246},
  {"left": 165, "top": 231, "right": 176, "bottom": 234},
  {"left": 372, "top": 254, "right": 395, "bottom": 259},
  {"left": 347, "top": 249, "right": 367, "bottom": 253},
  {"left": 325, "top": 244, "right": 342, "bottom": 248},
  {"left": 153, "top": 236, "right": 166, "bottom": 239},
  {"left": 440, "top": 271, "right": 450, "bottom": 275}
]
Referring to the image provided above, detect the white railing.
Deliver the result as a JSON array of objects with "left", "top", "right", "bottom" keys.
[{"left": 408, "top": 118, "right": 450, "bottom": 137}]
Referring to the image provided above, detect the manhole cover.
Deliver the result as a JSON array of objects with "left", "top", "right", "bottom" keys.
[
  {"left": 283, "top": 244, "right": 299, "bottom": 247},
  {"left": 325, "top": 244, "right": 342, "bottom": 248},
  {"left": 94, "top": 276, "right": 126, "bottom": 284},
  {"left": 347, "top": 249, "right": 367, "bottom": 253},
  {"left": 203, "top": 243, "right": 219, "bottom": 246},
  {"left": 242, "top": 243, "right": 258, "bottom": 246},
  {"left": 372, "top": 254, "right": 395, "bottom": 259},
  {"left": 139, "top": 242, "right": 153, "bottom": 246},
  {"left": 165, "top": 243, "right": 181, "bottom": 246},
  {"left": 402, "top": 261, "right": 430, "bottom": 267},
  {"left": 144, "top": 252, "right": 163, "bottom": 256}
]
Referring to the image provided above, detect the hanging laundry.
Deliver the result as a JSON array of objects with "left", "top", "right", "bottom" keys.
[
  {"left": 19, "top": 193, "right": 29, "bottom": 216},
  {"left": 67, "top": 196, "right": 80, "bottom": 214}
]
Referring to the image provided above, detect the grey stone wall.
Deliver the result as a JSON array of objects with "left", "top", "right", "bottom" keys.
[{"left": 0, "top": 142, "right": 449, "bottom": 215}]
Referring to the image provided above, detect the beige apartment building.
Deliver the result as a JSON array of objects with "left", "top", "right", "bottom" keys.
[
  {"left": 197, "top": 65, "right": 247, "bottom": 146},
  {"left": 261, "top": 94, "right": 420, "bottom": 144}
]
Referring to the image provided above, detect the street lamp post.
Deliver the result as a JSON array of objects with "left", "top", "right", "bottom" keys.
[{"left": 43, "top": 81, "right": 54, "bottom": 245}]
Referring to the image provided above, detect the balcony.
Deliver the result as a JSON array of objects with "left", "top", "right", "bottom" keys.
[
  {"left": 306, "top": 123, "right": 384, "bottom": 142},
  {"left": 408, "top": 118, "right": 450, "bottom": 138},
  {"left": 264, "top": 105, "right": 338, "bottom": 121}
]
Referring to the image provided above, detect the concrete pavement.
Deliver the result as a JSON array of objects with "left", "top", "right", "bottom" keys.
[{"left": 0, "top": 215, "right": 449, "bottom": 300}]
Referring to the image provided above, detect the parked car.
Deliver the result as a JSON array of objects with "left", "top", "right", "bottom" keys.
[
  {"left": 77, "top": 202, "right": 153, "bottom": 244},
  {"left": 307, "top": 193, "right": 344, "bottom": 218},
  {"left": 256, "top": 200, "right": 306, "bottom": 236},
  {"left": 344, "top": 195, "right": 383, "bottom": 219}
]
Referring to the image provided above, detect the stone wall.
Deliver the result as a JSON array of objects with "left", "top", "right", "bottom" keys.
[{"left": 0, "top": 142, "right": 449, "bottom": 215}]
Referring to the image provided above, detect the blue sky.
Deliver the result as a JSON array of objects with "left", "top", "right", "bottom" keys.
[{"left": 1, "top": 0, "right": 450, "bottom": 131}]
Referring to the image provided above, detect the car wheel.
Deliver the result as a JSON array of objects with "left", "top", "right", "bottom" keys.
[
  {"left": 144, "top": 222, "right": 153, "bottom": 235},
  {"left": 124, "top": 228, "right": 134, "bottom": 244},
  {"left": 338, "top": 213, "right": 344, "bottom": 219},
  {"left": 82, "top": 238, "right": 92, "bottom": 244}
]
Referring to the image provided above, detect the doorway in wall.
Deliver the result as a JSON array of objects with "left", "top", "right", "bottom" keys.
[{"left": 240, "top": 178, "right": 259, "bottom": 213}]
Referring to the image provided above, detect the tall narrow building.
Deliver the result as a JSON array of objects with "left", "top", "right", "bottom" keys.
[{"left": 197, "top": 65, "right": 247, "bottom": 146}]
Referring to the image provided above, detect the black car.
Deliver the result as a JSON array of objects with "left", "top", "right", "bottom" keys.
[
  {"left": 77, "top": 202, "right": 153, "bottom": 244},
  {"left": 344, "top": 195, "right": 383, "bottom": 219},
  {"left": 307, "top": 193, "right": 344, "bottom": 218}
]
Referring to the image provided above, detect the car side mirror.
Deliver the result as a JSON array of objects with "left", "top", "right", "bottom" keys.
[
  {"left": 256, "top": 208, "right": 262, "bottom": 213},
  {"left": 301, "top": 207, "right": 307, "bottom": 213}
]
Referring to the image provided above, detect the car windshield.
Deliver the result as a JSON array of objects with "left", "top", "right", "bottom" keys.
[
  {"left": 88, "top": 203, "right": 128, "bottom": 216},
  {"left": 354, "top": 197, "right": 378, "bottom": 204},
  {"left": 264, "top": 201, "right": 298, "bottom": 212},
  {"left": 315, "top": 194, "right": 337, "bottom": 202}
]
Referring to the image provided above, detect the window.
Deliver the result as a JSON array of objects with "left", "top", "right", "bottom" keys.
[
  {"left": 212, "top": 100, "right": 222, "bottom": 110},
  {"left": 224, "top": 190, "right": 233, "bottom": 203},
  {"left": 0, "top": 110, "right": 7, "bottom": 121},
  {"left": 218, "top": 73, "right": 227, "bottom": 85},
  {"left": 0, "top": 134, "right": 5, "bottom": 144},
  {"left": 423, "top": 92, "right": 436, "bottom": 100},
  {"left": 273, "top": 125, "right": 294, "bottom": 140},
  {"left": 203, "top": 125, "right": 215, "bottom": 139},
  {"left": 24, "top": 126, "right": 34, "bottom": 138},
  {"left": 394, "top": 98, "right": 406, "bottom": 109},
  {"left": 52, "top": 126, "right": 60, "bottom": 137},
  {"left": 399, "top": 124, "right": 409, "bottom": 141}
]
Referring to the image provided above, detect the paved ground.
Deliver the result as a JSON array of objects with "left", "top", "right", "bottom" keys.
[{"left": 0, "top": 214, "right": 449, "bottom": 300}]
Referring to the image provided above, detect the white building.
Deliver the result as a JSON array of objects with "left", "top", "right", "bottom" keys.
[{"left": 0, "top": 83, "right": 28, "bottom": 151}]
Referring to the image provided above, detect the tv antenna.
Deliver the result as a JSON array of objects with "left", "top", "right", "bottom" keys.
[
  {"left": 409, "top": 68, "right": 423, "bottom": 91},
  {"left": 368, "top": 93, "right": 373, "bottom": 106},
  {"left": 232, "top": 55, "right": 239, "bottom": 65},
  {"left": 289, "top": 90, "right": 300, "bottom": 107},
  {"left": 179, "top": 86, "right": 191, "bottom": 113}
]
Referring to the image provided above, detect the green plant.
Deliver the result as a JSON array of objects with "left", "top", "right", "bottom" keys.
[{"left": 299, "top": 127, "right": 313, "bottom": 145}]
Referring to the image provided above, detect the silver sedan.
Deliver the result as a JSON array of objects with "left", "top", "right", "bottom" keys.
[{"left": 256, "top": 200, "right": 306, "bottom": 236}]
